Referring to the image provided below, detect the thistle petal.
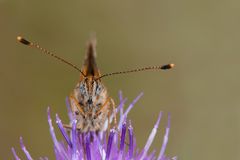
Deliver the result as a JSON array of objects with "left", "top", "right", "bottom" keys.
[
  {"left": 47, "top": 107, "right": 68, "bottom": 159},
  {"left": 140, "top": 112, "right": 162, "bottom": 160},
  {"left": 118, "top": 92, "right": 143, "bottom": 129},
  {"left": 20, "top": 137, "right": 33, "bottom": 160},
  {"left": 11, "top": 147, "right": 20, "bottom": 160},
  {"left": 128, "top": 121, "right": 134, "bottom": 159},
  {"left": 118, "top": 121, "right": 127, "bottom": 160},
  {"left": 13, "top": 93, "right": 175, "bottom": 160},
  {"left": 56, "top": 114, "right": 72, "bottom": 148},
  {"left": 85, "top": 134, "right": 92, "bottom": 160},
  {"left": 106, "top": 129, "right": 116, "bottom": 160},
  {"left": 157, "top": 113, "right": 171, "bottom": 160},
  {"left": 71, "top": 119, "right": 78, "bottom": 160},
  {"left": 65, "top": 97, "right": 73, "bottom": 121}
]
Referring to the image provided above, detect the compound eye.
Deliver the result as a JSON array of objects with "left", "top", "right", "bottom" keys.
[
  {"left": 75, "top": 111, "right": 79, "bottom": 115},
  {"left": 79, "top": 83, "right": 87, "bottom": 95},
  {"left": 96, "top": 85, "right": 102, "bottom": 95}
]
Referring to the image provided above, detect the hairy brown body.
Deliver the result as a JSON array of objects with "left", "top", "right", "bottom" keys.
[{"left": 69, "top": 38, "right": 114, "bottom": 132}]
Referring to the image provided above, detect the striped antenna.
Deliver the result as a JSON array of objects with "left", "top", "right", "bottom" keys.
[
  {"left": 17, "top": 36, "right": 86, "bottom": 77},
  {"left": 96, "top": 63, "right": 175, "bottom": 80}
]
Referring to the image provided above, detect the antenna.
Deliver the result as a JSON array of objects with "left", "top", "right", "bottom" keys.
[
  {"left": 17, "top": 36, "right": 86, "bottom": 77},
  {"left": 96, "top": 64, "right": 175, "bottom": 80}
]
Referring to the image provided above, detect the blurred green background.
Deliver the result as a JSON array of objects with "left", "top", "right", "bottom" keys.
[{"left": 0, "top": 0, "right": 239, "bottom": 159}]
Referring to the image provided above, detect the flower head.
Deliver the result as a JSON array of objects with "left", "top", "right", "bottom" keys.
[{"left": 12, "top": 92, "right": 176, "bottom": 160}]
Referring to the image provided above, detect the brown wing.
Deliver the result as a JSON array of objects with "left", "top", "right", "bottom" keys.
[{"left": 81, "top": 37, "right": 101, "bottom": 79}]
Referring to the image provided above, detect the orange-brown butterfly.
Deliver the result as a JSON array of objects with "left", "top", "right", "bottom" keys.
[{"left": 17, "top": 36, "right": 174, "bottom": 132}]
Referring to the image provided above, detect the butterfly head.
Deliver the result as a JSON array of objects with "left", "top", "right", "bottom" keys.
[{"left": 73, "top": 76, "right": 107, "bottom": 110}]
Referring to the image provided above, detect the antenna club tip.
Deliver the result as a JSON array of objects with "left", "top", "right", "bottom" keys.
[
  {"left": 17, "top": 36, "right": 22, "bottom": 41},
  {"left": 17, "top": 36, "right": 31, "bottom": 45},
  {"left": 161, "top": 63, "right": 175, "bottom": 70},
  {"left": 170, "top": 63, "right": 175, "bottom": 68}
]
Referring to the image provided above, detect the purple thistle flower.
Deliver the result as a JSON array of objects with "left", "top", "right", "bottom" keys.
[{"left": 12, "top": 92, "right": 176, "bottom": 160}]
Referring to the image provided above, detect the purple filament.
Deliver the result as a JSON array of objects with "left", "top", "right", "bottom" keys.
[{"left": 56, "top": 114, "right": 72, "bottom": 148}]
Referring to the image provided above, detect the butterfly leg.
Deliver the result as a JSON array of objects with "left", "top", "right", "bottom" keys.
[
  {"left": 69, "top": 94, "right": 86, "bottom": 117},
  {"left": 109, "top": 97, "right": 117, "bottom": 129},
  {"left": 63, "top": 95, "right": 86, "bottom": 130},
  {"left": 107, "top": 109, "right": 111, "bottom": 138}
]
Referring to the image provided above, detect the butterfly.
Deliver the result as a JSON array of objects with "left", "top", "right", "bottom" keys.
[{"left": 17, "top": 36, "right": 174, "bottom": 132}]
